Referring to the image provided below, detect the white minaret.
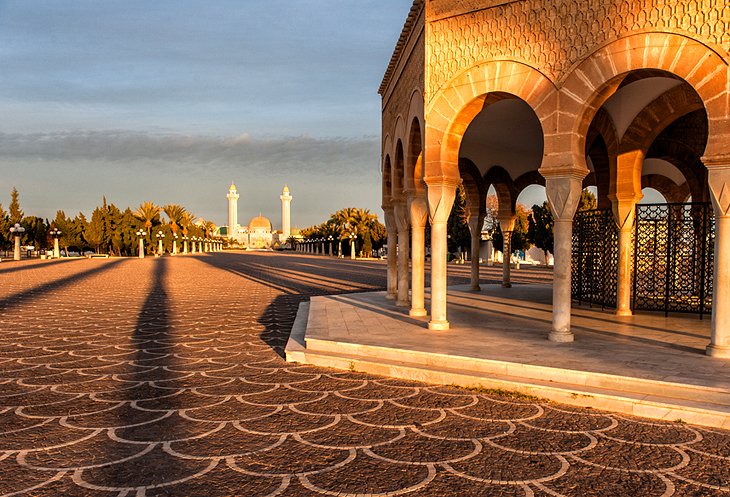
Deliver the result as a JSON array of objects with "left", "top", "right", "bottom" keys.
[
  {"left": 280, "top": 185, "right": 292, "bottom": 241},
  {"left": 226, "top": 182, "right": 239, "bottom": 240}
]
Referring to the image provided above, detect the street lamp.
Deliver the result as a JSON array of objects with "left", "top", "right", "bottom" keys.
[
  {"left": 349, "top": 232, "right": 357, "bottom": 260},
  {"left": 10, "top": 223, "right": 25, "bottom": 261},
  {"left": 328, "top": 235, "right": 333, "bottom": 256},
  {"left": 172, "top": 233, "right": 179, "bottom": 255},
  {"left": 190, "top": 236, "right": 197, "bottom": 254},
  {"left": 136, "top": 229, "right": 147, "bottom": 258},
  {"left": 183, "top": 235, "right": 189, "bottom": 254},
  {"left": 156, "top": 231, "right": 165, "bottom": 256},
  {"left": 49, "top": 228, "right": 61, "bottom": 259}
]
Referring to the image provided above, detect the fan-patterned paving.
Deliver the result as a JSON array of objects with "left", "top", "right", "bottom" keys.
[{"left": 0, "top": 253, "right": 727, "bottom": 496}]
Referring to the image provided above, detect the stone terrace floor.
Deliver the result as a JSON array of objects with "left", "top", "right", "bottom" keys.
[{"left": 0, "top": 252, "right": 728, "bottom": 496}]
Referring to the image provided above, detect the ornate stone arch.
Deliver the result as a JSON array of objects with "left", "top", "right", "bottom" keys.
[
  {"left": 425, "top": 60, "right": 557, "bottom": 182},
  {"left": 458, "top": 158, "right": 486, "bottom": 218},
  {"left": 392, "top": 139, "right": 406, "bottom": 202},
  {"left": 483, "top": 166, "right": 517, "bottom": 216},
  {"left": 382, "top": 154, "right": 393, "bottom": 208},
  {"left": 405, "top": 88, "right": 425, "bottom": 195},
  {"left": 556, "top": 33, "right": 730, "bottom": 172}
]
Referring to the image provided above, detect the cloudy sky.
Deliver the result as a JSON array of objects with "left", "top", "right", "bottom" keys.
[{"left": 0, "top": 0, "right": 414, "bottom": 229}]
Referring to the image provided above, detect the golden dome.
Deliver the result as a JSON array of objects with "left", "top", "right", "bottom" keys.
[
  {"left": 248, "top": 214, "right": 272, "bottom": 231},
  {"left": 283, "top": 184, "right": 289, "bottom": 193},
  {"left": 229, "top": 182, "right": 237, "bottom": 191}
]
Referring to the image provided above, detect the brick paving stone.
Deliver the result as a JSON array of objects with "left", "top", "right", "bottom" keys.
[{"left": 0, "top": 252, "right": 728, "bottom": 496}]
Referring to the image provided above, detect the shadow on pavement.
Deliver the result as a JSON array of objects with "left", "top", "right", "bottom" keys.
[
  {"left": 198, "top": 252, "right": 387, "bottom": 357},
  {"left": 0, "top": 258, "right": 127, "bottom": 312}
]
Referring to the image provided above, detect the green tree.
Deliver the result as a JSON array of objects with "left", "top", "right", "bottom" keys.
[
  {"left": 0, "top": 203, "right": 10, "bottom": 250},
  {"left": 447, "top": 185, "right": 471, "bottom": 255},
  {"left": 21, "top": 216, "right": 49, "bottom": 250},
  {"left": 9, "top": 187, "right": 23, "bottom": 225},
  {"left": 52, "top": 210, "right": 73, "bottom": 255},
  {"left": 527, "top": 201, "right": 553, "bottom": 262},
  {"left": 69, "top": 213, "right": 88, "bottom": 253},
  {"left": 163, "top": 204, "right": 186, "bottom": 236},
  {"left": 578, "top": 188, "right": 598, "bottom": 212},
  {"left": 86, "top": 206, "right": 106, "bottom": 253}
]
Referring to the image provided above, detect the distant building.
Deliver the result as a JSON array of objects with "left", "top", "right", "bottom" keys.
[{"left": 219, "top": 183, "right": 293, "bottom": 250}]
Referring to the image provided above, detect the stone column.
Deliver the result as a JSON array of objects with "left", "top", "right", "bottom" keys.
[
  {"left": 610, "top": 150, "right": 643, "bottom": 317},
  {"left": 138, "top": 238, "right": 144, "bottom": 258},
  {"left": 172, "top": 239, "right": 178, "bottom": 255},
  {"left": 425, "top": 178, "right": 458, "bottom": 330},
  {"left": 467, "top": 214, "right": 485, "bottom": 291},
  {"left": 53, "top": 238, "right": 60, "bottom": 259},
  {"left": 393, "top": 201, "right": 411, "bottom": 307},
  {"left": 706, "top": 162, "right": 730, "bottom": 358},
  {"left": 612, "top": 197, "right": 640, "bottom": 316},
  {"left": 383, "top": 207, "right": 398, "bottom": 300},
  {"left": 408, "top": 194, "right": 428, "bottom": 317},
  {"left": 498, "top": 216, "right": 515, "bottom": 288},
  {"left": 183, "top": 239, "right": 188, "bottom": 254},
  {"left": 545, "top": 173, "right": 584, "bottom": 343}
]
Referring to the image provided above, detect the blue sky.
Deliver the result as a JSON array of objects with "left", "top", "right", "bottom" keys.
[{"left": 0, "top": 0, "right": 414, "bottom": 228}]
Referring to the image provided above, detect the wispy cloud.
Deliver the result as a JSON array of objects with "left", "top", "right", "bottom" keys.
[{"left": 0, "top": 131, "right": 380, "bottom": 176}]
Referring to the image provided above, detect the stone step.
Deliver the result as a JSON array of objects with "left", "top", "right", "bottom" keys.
[
  {"left": 304, "top": 336, "right": 730, "bottom": 408},
  {"left": 292, "top": 346, "right": 730, "bottom": 430}
]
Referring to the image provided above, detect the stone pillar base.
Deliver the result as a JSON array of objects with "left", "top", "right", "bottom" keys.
[
  {"left": 409, "top": 308, "right": 427, "bottom": 317},
  {"left": 428, "top": 320, "right": 449, "bottom": 331},
  {"left": 616, "top": 309, "right": 633, "bottom": 317},
  {"left": 396, "top": 300, "right": 410, "bottom": 307},
  {"left": 548, "top": 330, "right": 575, "bottom": 343},
  {"left": 385, "top": 293, "right": 396, "bottom": 300},
  {"left": 706, "top": 344, "right": 730, "bottom": 359},
  {"left": 470, "top": 284, "right": 481, "bottom": 292},
  {"left": 501, "top": 282, "right": 511, "bottom": 289}
]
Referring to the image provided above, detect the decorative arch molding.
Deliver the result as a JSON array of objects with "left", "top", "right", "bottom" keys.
[
  {"left": 620, "top": 83, "right": 705, "bottom": 155},
  {"left": 514, "top": 170, "right": 546, "bottom": 194},
  {"left": 648, "top": 138, "right": 708, "bottom": 202},
  {"left": 557, "top": 32, "right": 730, "bottom": 172},
  {"left": 405, "top": 109, "right": 425, "bottom": 194},
  {"left": 392, "top": 139, "right": 406, "bottom": 202},
  {"left": 458, "top": 158, "right": 487, "bottom": 217},
  {"left": 425, "top": 60, "right": 557, "bottom": 181},
  {"left": 382, "top": 154, "right": 393, "bottom": 208},
  {"left": 483, "top": 165, "right": 517, "bottom": 215},
  {"left": 641, "top": 174, "right": 690, "bottom": 204}
]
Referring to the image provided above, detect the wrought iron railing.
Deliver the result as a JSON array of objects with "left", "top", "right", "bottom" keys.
[
  {"left": 572, "top": 209, "right": 618, "bottom": 309},
  {"left": 633, "top": 203, "right": 714, "bottom": 317}
]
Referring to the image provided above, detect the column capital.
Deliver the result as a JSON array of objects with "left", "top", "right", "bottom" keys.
[
  {"left": 425, "top": 179, "right": 458, "bottom": 225},
  {"left": 408, "top": 194, "right": 429, "bottom": 229},
  {"left": 393, "top": 202, "right": 411, "bottom": 233},
  {"left": 545, "top": 174, "right": 584, "bottom": 221},
  {"left": 497, "top": 215, "right": 515, "bottom": 233},
  {"left": 707, "top": 166, "right": 730, "bottom": 217}
]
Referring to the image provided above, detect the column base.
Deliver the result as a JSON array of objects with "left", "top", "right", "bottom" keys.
[
  {"left": 502, "top": 283, "right": 512, "bottom": 288},
  {"left": 428, "top": 320, "right": 450, "bottom": 331},
  {"left": 396, "top": 300, "right": 410, "bottom": 307},
  {"left": 548, "top": 330, "right": 574, "bottom": 343},
  {"left": 470, "top": 285, "right": 481, "bottom": 292},
  {"left": 385, "top": 293, "right": 396, "bottom": 300},
  {"left": 409, "top": 308, "right": 427, "bottom": 317},
  {"left": 706, "top": 344, "right": 730, "bottom": 359},
  {"left": 615, "top": 309, "right": 633, "bottom": 317}
]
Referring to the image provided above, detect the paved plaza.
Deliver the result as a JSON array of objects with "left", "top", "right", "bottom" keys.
[{"left": 1, "top": 252, "right": 729, "bottom": 496}]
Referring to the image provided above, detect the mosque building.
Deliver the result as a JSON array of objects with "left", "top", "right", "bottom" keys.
[{"left": 217, "top": 183, "right": 295, "bottom": 250}]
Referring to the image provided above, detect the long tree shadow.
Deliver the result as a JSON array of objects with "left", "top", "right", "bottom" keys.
[
  {"left": 0, "top": 259, "right": 127, "bottom": 312},
  {"left": 0, "top": 257, "right": 81, "bottom": 276},
  {"left": 198, "top": 252, "right": 388, "bottom": 357},
  {"left": 92, "top": 257, "right": 202, "bottom": 492}
]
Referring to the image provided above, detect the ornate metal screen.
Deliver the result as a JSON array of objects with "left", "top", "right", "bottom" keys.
[
  {"left": 572, "top": 209, "right": 618, "bottom": 309},
  {"left": 633, "top": 203, "right": 714, "bottom": 317}
]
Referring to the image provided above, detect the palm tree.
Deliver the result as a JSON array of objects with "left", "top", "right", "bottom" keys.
[
  {"left": 162, "top": 204, "right": 186, "bottom": 236},
  {"left": 202, "top": 219, "right": 217, "bottom": 238},
  {"left": 180, "top": 211, "right": 195, "bottom": 237},
  {"left": 134, "top": 202, "right": 160, "bottom": 232}
]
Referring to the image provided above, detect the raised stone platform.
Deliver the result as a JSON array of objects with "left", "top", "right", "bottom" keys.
[{"left": 285, "top": 284, "right": 730, "bottom": 429}]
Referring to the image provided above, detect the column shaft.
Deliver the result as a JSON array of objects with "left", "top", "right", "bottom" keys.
[{"left": 616, "top": 227, "right": 633, "bottom": 316}]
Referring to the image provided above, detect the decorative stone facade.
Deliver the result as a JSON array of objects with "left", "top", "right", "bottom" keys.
[{"left": 380, "top": 0, "right": 730, "bottom": 356}]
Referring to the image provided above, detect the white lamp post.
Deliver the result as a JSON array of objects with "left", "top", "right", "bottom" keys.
[
  {"left": 328, "top": 236, "right": 333, "bottom": 256},
  {"left": 10, "top": 223, "right": 25, "bottom": 261},
  {"left": 191, "top": 236, "right": 197, "bottom": 254},
  {"left": 136, "top": 229, "right": 146, "bottom": 258},
  {"left": 156, "top": 231, "right": 165, "bottom": 256},
  {"left": 172, "top": 233, "right": 179, "bottom": 255},
  {"left": 49, "top": 228, "right": 61, "bottom": 259},
  {"left": 183, "top": 235, "right": 189, "bottom": 254},
  {"left": 349, "top": 232, "right": 357, "bottom": 260}
]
